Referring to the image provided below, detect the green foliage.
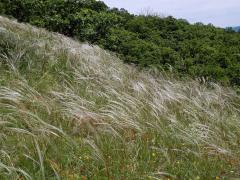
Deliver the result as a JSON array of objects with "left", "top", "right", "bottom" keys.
[{"left": 1, "top": 0, "right": 240, "bottom": 87}]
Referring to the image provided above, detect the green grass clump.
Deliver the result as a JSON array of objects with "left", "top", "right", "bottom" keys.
[{"left": 0, "top": 16, "right": 240, "bottom": 179}]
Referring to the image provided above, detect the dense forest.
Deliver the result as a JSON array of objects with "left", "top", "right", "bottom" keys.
[{"left": 1, "top": 0, "right": 240, "bottom": 87}]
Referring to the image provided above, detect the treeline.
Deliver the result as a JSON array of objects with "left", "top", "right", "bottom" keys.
[
  {"left": 1, "top": 0, "right": 240, "bottom": 86},
  {"left": 232, "top": 27, "right": 240, "bottom": 32}
]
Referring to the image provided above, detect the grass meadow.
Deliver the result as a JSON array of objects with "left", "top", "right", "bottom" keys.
[{"left": 0, "top": 16, "right": 240, "bottom": 179}]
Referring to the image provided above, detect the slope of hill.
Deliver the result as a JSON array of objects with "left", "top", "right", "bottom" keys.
[
  {"left": 1, "top": 16, "right": 240, "bottom": 179},
  {"left": 1, "top": 0, "right": 240, "bottom": 87}
]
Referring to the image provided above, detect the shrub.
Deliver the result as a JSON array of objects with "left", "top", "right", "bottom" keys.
[{"left": 1, "top": 0, "right": 240, "bottom": 87}]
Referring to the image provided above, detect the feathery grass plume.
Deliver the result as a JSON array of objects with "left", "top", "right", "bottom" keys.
[{"left": 0, "top": 16, "right": 240, "bottom": 179}]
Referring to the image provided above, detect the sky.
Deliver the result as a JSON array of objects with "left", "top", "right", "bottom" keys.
[{"left": 102, "top": 0, "right": 240, "bottom": 27}]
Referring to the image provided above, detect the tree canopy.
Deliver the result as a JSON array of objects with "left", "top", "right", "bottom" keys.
[{"left": 1, "top": 0, "right": 240, "bottom": 87}]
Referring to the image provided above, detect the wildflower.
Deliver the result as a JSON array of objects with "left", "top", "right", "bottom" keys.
[
  {"left": 147, "top": 176, "right": 153, "bottom": 180},
  {"left": 216, "top": 177, "right": 220, "bottom": 180},
  {"left": 81, "top": 176, "right": 87, "bottom": 180},
  {"left": 84, "top": 155, "right": 90, "bottom": 160}
]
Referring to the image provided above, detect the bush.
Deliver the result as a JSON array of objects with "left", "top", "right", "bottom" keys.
[{"left": 1, "top": 0, "right": 240, "bottom": 87}]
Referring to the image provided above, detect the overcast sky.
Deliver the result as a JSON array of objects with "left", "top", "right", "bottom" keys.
[{"left": 102, "top": 0, "right": 239, "bottom": 27}]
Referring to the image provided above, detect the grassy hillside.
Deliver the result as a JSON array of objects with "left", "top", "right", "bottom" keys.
[
  {"left": 1, "top": 16, "right": 240, "bottom": 179},
  {"left": 1, "top": 0, "right": 240, "bottom": 87}
]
